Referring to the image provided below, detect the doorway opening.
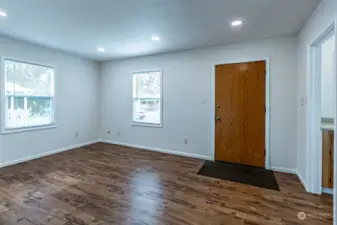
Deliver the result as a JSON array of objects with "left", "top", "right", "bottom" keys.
[{"left": 307, "top": 23, "right": 336, "bottom": 195}]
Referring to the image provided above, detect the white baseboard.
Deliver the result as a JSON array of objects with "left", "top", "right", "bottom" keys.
[
  {"left": 271, "top": 167, "right": 310, "bottom": 192},
  {"left": 270, "top": 166, "right": 297, "bottom": 174},
  {"left": 270, "top": 167, "right": 310, "bottom": 192},
  {"left": 0, "top": 139, "right": 99, "bottom": 168},
  {"left": 261, "top": 167, "right": 310, "bottom": 192},
  {"left": 296, "top": 170, "right": 309, "bottom": 192},
  {"left": 99, "top": 139, "right": 213, "bottom": 160}
]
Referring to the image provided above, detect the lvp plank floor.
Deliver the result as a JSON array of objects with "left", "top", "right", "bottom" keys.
[{"left": 0, "top": 142, "right": 333, "bottom": 225}]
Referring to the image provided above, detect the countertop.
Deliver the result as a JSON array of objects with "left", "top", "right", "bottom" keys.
[
  {"left": 321, "top": 123, "right": 334, "bottom": 131},
  {"left": 321, "top": 117, "right": 334, "bottom": 131}
]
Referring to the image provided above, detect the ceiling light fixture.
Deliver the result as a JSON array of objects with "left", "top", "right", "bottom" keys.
[
  {"left": 231, "top": 20, "right": 243, "bottom": 27},
  {"left": 0, "top": 9, "right": 7, "bottom": 18},
  {"left": 151, "top": 36, "right": 160, "bottom": 41},
  {"left": 97, "top": 47, "right": 105, "bottom": 52}
]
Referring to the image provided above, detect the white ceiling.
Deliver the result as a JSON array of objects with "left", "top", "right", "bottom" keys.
[{"left": 0, "top": 0, "right": 320, "bottom": 61}]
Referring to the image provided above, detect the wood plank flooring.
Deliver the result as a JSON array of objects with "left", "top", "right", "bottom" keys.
[{"left": 0, "top": 142, "right": 333, "bottom": 225}]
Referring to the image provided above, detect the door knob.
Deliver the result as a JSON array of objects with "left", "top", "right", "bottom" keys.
[{"left": 215, "top": 116, "right": 221, "bottom": 121}]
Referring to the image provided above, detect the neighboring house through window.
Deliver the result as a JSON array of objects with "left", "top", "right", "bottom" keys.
[{"left": 2, "top": 59, "right": 55, "bottom": 133}]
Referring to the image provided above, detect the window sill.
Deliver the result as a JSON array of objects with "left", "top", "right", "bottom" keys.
[
  {"left": 1, "top": 123, "right": 57, "bottom": 135},
  {"left": 132, "top": 122, "right": 162, "bottom": 128}
]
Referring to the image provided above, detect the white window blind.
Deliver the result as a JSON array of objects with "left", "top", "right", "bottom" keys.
[
  {"left": 4, "top": 59, "right": 55, "bottom": 129},
  {"left": 132, "top": 70, "right": 162, "bottom": 126}
]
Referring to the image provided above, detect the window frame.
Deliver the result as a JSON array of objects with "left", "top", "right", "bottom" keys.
[
  {"left": 131, "top": 69, "right": 163, "bottom": 128},
  {"left": 0, "top": 57, "right": 57, "bottom": 134}
]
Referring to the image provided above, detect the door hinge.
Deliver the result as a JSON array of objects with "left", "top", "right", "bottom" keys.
[{"left": 264, "top": 149, "right": 266, "bottom": 156}]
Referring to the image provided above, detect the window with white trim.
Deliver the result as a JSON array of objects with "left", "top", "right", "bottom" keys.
[
  {"left": 132, "top": 70, "right": 162, "bottom": 127},
  {"left": 4, "top": 59, "right": 55, "bottom": 130}
]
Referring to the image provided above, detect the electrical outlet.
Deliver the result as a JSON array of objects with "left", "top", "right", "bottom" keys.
[
  {"left": 75, "top": 132, "right": 79, "bottom": 137},
  {"left": 184, "top": 139, "right": 188, "bottom": 144}
]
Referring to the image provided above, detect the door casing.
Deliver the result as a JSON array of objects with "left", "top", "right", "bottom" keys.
[
  {"left": 307, "top": 22, "right": 336, "bottom": 195},
  {"left": 211, "top": 57, "right": 270, "bottom": 169}
]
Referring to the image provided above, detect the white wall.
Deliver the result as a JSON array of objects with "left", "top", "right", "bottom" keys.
[
  {"left": 321, "top": 35, "right": 336, "bottom": 119},
  {"left": 100, "top": 36, "right": 298, "bottom": 171},
  {"left": 297, "top": 1, "right": 337, "bottom": 223},
  {"left": 297, "top": 0, "right": 337, "bottom": 190},
  {"left": 0, "top": 36, "right": 100, "bottom": 166}
]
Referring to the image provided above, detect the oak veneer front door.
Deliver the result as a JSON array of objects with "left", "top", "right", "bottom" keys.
[{"left": 215, "top": 61, "right": 266, "bottom": 168}]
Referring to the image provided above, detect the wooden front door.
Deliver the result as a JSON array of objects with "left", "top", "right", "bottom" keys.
[{"left": 215, "top": 61, "right": 266, "bottom": 167}]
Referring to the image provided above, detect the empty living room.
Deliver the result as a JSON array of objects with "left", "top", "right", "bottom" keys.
[{"left": 0, "top": 0, "right": 337, "bottom": 224}]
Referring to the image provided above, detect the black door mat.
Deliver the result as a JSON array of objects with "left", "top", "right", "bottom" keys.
[{"left": 197, "top": 160, "right": 280, "bottom": 191}]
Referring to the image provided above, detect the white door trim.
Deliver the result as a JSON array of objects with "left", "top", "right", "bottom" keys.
[
  {"left": 211, "top": 57, "right": 270, "bottom": 169},
  {"left": 333, "top": 13, "right": 337, "bottom": 225},
  {"left": 307, "top": 22, "right": 336, "bottom": 195}
]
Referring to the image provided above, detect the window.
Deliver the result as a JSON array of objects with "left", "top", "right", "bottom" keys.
[
  {"left": 3, "top": 59, "right": 55, "bottom": 131},
  {"left": 132, "top": 70, "right": 162, "bottom": 127}
]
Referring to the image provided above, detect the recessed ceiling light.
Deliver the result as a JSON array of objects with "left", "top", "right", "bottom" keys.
[
  {"left": 151, "top": 36, "right": 160, "bottom": 41},
  {"left": 0, "top": 9, "right": 8, "bottom": 18},
  {"left": 231, "top": 20, "right": 243, "bottom": 27},
  {"left": 97, "top": 47, "right": 105, "bottom": 52}
]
